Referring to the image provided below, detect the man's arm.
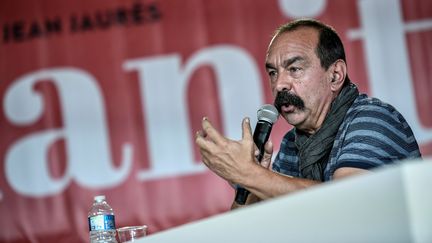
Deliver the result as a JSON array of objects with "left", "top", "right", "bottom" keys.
[
  {"left": 234, "top": 166, "right": 367, "bottom": 202},
  {"left": 333, "top": 167, "right": 369, "bottom": 179},
  {"left": 195, "top": 117, "right": 369, "bottom": 202},
  {"left": 236, "top": 164, "right": 320, "bottom": 200}
]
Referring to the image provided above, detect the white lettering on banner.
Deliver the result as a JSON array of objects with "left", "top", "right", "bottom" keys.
[
  {"left": 357, "top": 0, "right": 432, "bottom": 143},
  {"left": 278, "top": 0, "right": 327, "bottom": 18},
  {"left": 3, "top": 68, "right": 132, "bottom": 196},
  {"left": 4, "top": 1, "right": 430, "bottom": 197},
  {"left": 124, "top": 45, "right": 263, "bottom": 180}
]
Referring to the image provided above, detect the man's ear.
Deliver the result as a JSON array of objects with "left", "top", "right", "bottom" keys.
[{"left": 330, "top": 59, "right": 347, "bottom": 92}]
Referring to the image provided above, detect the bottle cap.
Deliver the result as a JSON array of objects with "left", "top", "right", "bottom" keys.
[{"left": 94, "top": 195, "right": 106, "bottom": 202}]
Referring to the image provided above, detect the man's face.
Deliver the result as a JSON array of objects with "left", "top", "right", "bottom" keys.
[{"left": 265, "top": 27, "right": 335, "bottom": 134}]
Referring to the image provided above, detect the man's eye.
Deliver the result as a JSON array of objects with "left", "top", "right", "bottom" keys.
[
  {"left": 268, "top": 70, "right": 277, "bottom": 77},
  {"left": 289, "top": 67, "right": 301, "bottom": 72}
]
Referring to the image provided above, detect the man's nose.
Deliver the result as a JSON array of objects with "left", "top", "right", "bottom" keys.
[{"left": 274, "top": 73, "right": 293, "bottom": 93}]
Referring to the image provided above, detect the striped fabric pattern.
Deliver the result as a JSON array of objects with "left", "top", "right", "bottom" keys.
[{"left": 272, "top": 94, "right": 421, "bottom": 181}]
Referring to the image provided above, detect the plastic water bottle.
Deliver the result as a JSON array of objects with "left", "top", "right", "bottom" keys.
[{"left": 88, "top": 195, "right": 118, "bottom": 243}]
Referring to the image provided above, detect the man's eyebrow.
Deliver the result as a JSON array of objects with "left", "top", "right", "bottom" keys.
[
  {"left": 282, "top": 56, "right": 305, "bottom": 68},
  {"left": 265, "top": 62, "right": 275, "bottom": 70},
  {"left": 265, "top": 56, "right": 306, "bottom": 70}
]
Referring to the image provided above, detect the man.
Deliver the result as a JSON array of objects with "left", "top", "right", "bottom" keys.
[{"left": 195, "top": 19, "right": 421, "bottom": 207}]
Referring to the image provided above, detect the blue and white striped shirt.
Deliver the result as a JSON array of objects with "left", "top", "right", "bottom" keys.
[{"left": 272, "top": 94, "right": 421, "bottom": 181}]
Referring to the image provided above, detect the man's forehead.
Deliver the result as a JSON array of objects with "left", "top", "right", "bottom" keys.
[
  {"left": 268, "top": 27, "right": 319, "bottom": 51},
  {"left": 266, "top": 28, "right": 319, "bottom": 62}
]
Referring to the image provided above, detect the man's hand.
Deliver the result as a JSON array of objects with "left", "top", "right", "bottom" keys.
[
  {"left": 231, "top": 141, "right": 274, "bottom": 209},
  {"left": 195, "top": 117, "right": 258, "bottom": 185}
]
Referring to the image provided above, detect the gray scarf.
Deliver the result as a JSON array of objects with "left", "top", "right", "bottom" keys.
[{"left": 295, "top": 82, "right": 359, "bottom": 181}]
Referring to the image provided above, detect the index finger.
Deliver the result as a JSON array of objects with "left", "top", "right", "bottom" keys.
[
  {"left": 241, "top": 117, "right": 253, "bottom": 141},
  {"left": 201, "top": 117, "right": 226, "bottom": 145},
  {"left": 195, "top": 130, "right": 215, "bottom": 152}
]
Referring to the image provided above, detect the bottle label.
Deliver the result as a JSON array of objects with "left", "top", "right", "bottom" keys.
[{"left": 88, "top": 215, "right": 116, "bottom": 231}]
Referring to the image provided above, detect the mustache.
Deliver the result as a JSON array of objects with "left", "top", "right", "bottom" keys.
[{"left": 274, "top": 90, "right": 305, "bottom": 113}]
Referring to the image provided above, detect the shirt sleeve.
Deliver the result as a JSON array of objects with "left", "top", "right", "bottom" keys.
[{"left": 333, "top": 104, "right": 420, "bottom": 172}]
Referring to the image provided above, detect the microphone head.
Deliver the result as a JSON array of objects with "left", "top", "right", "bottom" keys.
[{"left": 257, "top": 104, "right": 279, "bottom": 124}]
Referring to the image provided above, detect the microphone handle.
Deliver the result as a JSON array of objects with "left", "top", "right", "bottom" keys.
[
  {"left": 234, "top": 121, "right": 272, "bottom": 205},
  {"left": 253, "top": 121, "right": 272, "bottom": 161},
  {"left": 234, "top": 187, "right": 250, "bottom": 205}
]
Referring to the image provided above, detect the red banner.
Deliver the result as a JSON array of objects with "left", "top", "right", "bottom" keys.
[{"left": 0, "top": 0, "right": 431, "bottom": 242}]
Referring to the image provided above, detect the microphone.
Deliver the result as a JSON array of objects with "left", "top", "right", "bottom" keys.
[{"left": 234, "top": 104, "right": 279, "bottom": 205}]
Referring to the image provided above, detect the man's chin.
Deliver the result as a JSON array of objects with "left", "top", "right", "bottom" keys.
[{"left": 281, "top": 112, "right": 305, "bottom": 127}]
